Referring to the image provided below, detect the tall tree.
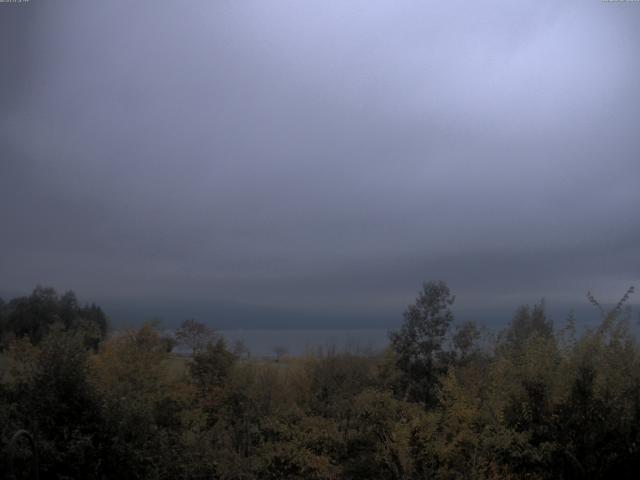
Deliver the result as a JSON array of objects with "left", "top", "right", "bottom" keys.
[
  {"left": 1, "top": 287, "right": 108, "bottom": 348},
  {"left": 389, "top": 281, "right": 455, "bottom": 407},
  {"left": 175, "top": 318, "right": 217, "bottom": 356},
  {"left": 503, "top": 301, "right": 553, "bottom": 351}
]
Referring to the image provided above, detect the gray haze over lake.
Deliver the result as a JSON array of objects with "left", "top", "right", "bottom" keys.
[
  {"left": 1, "top": 1, "right": 639, "bottom": 329},
  {"left": 220, "top": 329, "right": 388, "bottom": 358}
]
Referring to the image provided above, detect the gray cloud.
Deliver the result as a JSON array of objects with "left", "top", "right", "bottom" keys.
[{"left": 1, "top": 0, "right": 639, "bottom": 327}]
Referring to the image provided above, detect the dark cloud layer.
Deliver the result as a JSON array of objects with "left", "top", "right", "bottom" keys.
[{"left": 1, "top": 1, "right": 639, "bottom": 327}]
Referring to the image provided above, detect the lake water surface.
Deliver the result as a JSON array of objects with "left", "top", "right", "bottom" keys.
[{"left": 218, "top": 329, "right": 390, "bottom": 357}]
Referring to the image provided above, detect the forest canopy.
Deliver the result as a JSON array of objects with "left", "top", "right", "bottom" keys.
[{"left": 1, "top": 283, "right": 639, "bottom": 479}]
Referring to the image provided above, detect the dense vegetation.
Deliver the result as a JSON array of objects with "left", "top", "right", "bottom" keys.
[{"left": 1, "top": 283, "right": 639, "bottom": 479}]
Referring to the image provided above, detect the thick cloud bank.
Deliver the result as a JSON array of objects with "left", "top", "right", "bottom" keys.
[{"left": 1, "top": 1, "right": 639, "bottom": 326}]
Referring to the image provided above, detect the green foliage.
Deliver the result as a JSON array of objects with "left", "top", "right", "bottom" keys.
[
  {"left": 189, "top": 338, "right": 237, "bottom": 394},
  {"left": 388, "top": 281, "right": 483, "bottom": 409},
  {"left": 1, "top": 326, "right": 103, "bottom": 479},
  {"left": 0, "top": 286, "right": 108, "bottom": 349},
  {"left": 90, "top": 323, "right": 189, "bottom": 479},
  {"left": 305, "top": 351, "right": 376, "bottom": 417},
  {"left": 342, "top": 389, "right": 420, "bottom": 479},
  {"left": 175, "top": 318, "right": 217, "bottom": 356},
  {"left": 501, "top": 302, "right": 553, "bottom": 353},
  {"left": 1, "top": 282, "right": 639, "bottom": 479}
]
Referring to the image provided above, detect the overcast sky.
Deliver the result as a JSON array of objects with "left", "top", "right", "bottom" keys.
[{"left": 1, "top": 1, "right": 639, "bottom": 327}]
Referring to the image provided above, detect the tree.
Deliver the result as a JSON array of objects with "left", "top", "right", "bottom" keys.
[
  {"left": 452, "top": 320, "right": 482, "bottom": 364},
  {"left": 0, "top": 287, "right": 108, "bottom": 349},
  {"left": 389, "top": 281, "right": 455, "bottom": 407},
  {"left": 90, "top": 323, "right": 185, "bottom": 479},
  {"left": 2, "top": 325, "right": 103, "bottom": 479},
  {"left": 501, "top": 301, "right": 553, "bottom": 352},
  {"left": 175, "top": 319, "right": 217, "bottom": 356},
  {"left": 190, "top": 338, "right": 237, "bottom": 394},
  {"left": 587, "top": 286, "right": 635, "bottom": 336}
]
